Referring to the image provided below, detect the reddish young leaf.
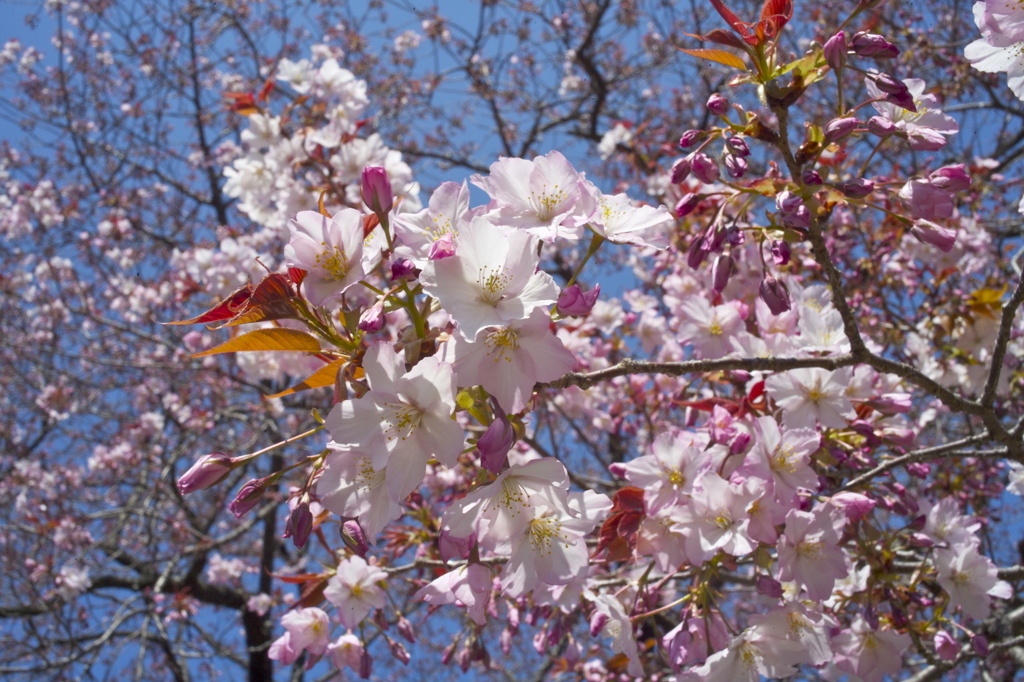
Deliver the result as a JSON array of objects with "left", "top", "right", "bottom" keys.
[
  {"left": 595, "top": 486, "right": 646, "bottom": 562},
  {"left": 164, "top": 284, "right": 255, "bottom": 326},
  {"left": 682, "top": 28, "right": 749, "bottom": 50},
  {"left": 210, "top": 273, "right": 298, "bottom": 329},
  {"left": 757, "top": 0, "right": 793, "bottom": 41}
]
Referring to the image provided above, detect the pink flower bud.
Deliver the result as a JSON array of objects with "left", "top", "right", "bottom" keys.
[
  {"left": 726, "top": 136, "right": 750, "bottom": 156},
  {"left": 608, "top": 462, "right": 627, "bottom": 478},
  {"left": 724, "top": 154, "right": 747, "bottom": 178},
  {"left": 360, "top": 166, "right": 393, "bottom": 216},
  {"left": 358, "top": 299, "right": 387, "bottom": 334},
  {"left": 885, "top": 89, "right": 917, "bottom": 113},
  {"left": 899, "top": 180, "right": 953, "bottom": 221},
  {"left": 397, "top": 616, "right": 416, "bottom": 643},
  {"left": 284, "top": 501, "right": 313, "bottom": 549},
  {"left": 872, "top": 392, "right": 912, "bottom": 414},
  {"left": 691, "top": 152, "right": 720, "bottom": 184},
  {"left": 838, "top": 178, "right": 874, "bottom": 198},
  {"left": 771, "top": 239, "right": 791, "bottom": 265},
  {"left": 929, "top": 164, "right": 971, "bottom": 192},
  {"left": 390, "top": 257, "right": 420, "bottom": 282},
  {"left": 823, "top": 31, "right": 847, "bottom": 70},
  {"left": 427, "top": 232, "right": 456, "bottom": 260},
  {"left": 678, "top": 129, "right": 703, "bottom": 149},
  {"left": 830, "top": 492, "right": 876, "bottom": 521},
  {"left": 871, "top": 71, "right": 907, "bottom": 95},
  {"left": 359, "top": 650, "right": 373, "bottom": 678},
  {"left": 756, "top": 574, "right": 784, "bottom": 598},
  {"left": 670, "top": 157, "right": 692, "bottom": 184},
  {"left": 589, "top": 610, "right": 609, "bottom": 637},
  {"left": 759, "top": 275, "right": 791, "bottom": 315},
  {"left": 675, "top": 192, "right": 701, "bottom": 217},
  {"left": 711, "top": 254, "right": 734, "bottom": 293},
  {"left": 729, "top": 431, "right": 751, "bottom": 454},
  {"left": 388, "top": 639, "right": 411, "bottom": 664},
  {"left": 776, "top": 190, "right": 811, "bottom": 229},
  {"left": 850, "top": 32, "right": 899, "bottom": 58},
  {"left": 686, "top": 235, "right": 708, "bottom": 269},
  {"left": 177, "top": 453, "right": 234, "bottom": 495},
  {"left": 972, "top": 634, "right": 989, "bottom": 656},
  {"left": 909, "top": 219, "right": 956, "bottom": 251},
  {"left": 906, "top": 462, "right": 930, "bottom": 478},
  {"left": 802, "top": 169, "right": 823, "bottom": 185},
  {"left": 557, "top": 282, "right": 600, "bottom": 317},
  {"left": 825, "top": 117, "right": 860, "bottom": 144},
  {"left": 706, "top": 93, "right": 729, "bottom": 116},
  {"left": 477, "top": 408, "right": 516, "bottom": 473},
  {"left": 229, "top": 477, "right": 269, "bottom": 518},
  {"left": 341, "top": 519, "right": 369, "bottom": 557},
  {"left": 934, "top": 631, "right": 961, "bottom": 661},
  {"left": 867, "top": 115, "right": 897, "bottom": 136}
]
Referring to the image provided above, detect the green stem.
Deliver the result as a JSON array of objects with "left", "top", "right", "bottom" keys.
[
  {"left": 565, "top": 231, "right": 606, "bottom": 289},
  {"left": 234, "top": 425, "right": 326, "bottom": 465}
]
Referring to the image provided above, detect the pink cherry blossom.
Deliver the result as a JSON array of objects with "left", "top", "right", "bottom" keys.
[
  {"left": 284, "top": 209, "right": 375, "bottom": 306},
  {"left": 420, "top": 217, "right": 559, "bottom": 338},
  {"left": 323, "top": 555, "right": 388, "bottom": 629}
]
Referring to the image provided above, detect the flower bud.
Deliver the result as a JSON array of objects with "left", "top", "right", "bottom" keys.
[
  {"left": 177, "top": 453, "right": 234, "bottom": 495},
  {"left": 358, "top": 299, "right": 386, "bottom": 334},
  {"left": 397, "top": 616, "right": 416, "bottom": 643},
  {"left": 557, "top": 282, "right": 600, "bottom": 317},
  {"left": 389, "top": 257, "right": 420, "bottom": 282},
  {"left": 670, "top": 157, "right": 691, "bottom": 184},
  {"left": 359, "top": 650, "right": 373, "bottom": 678},
  {"left": 776, "top": 190, "right": 811, "bottom": 229},
  {"left": 706, "top": 93, "right": 729, "bottom": 116},
  {"left": 360, "top": 166, "right": 393, "bottom": 216},
  {"left": 477, "top": 408, "right": 516, "bottom": 473},
  {"left": 229, "top": 477, "right": 270, "bottom": 518},
  {"left": 973, "top": 634, "right": 989, "bottom": 656},
  {"left": 830, "top": 492, "right": 876, "bottom": 521},
  {"left": 427, "top": 232, "right": 456, "bottom": 260},
  {"left": 284, "top": 501, "right": 313, "bottom": 549},
  {"left": 929, "top": 164, "right": 971, "bottom": 192},
  {"left": 758, "top": 275, "right": 791, "bottom": 315},
  {"left": 867, "top": 115, "right": 897, "bottom": 136},
  {"left": 341, "top": 519, "right": 369, "bottom": 557},
  {"left": 678, "top": 129, "right": 704, "bottom": 149},
  {"left": 687, "top": 235, "right": 708, "bottom": 270},
  {"left": 691, "top": 152, "right": 720, "bottom": 184},
  {"left": 934, "top": 631, "right": 961, "bottom": 661},
  {"left": 388, "top": 639, "right": 411, "bottom": 664},
  {"left": 674, "top": 192, "right": 701, "bottom": 217},
  {"left": 724, "top": 154, "right": 747, "bottom": 178},
  {"left": 756, "top": 574, "right": 784, "bottom": 598},
  {"left": 850, "top": 32, "right": 899, "bottom": 59},
  {"left": 770, "top": 239, "right": 791, "bottom": 266},
  {"left": 725, "top": 136, "right": 750, "bottom": 157},
  {"left": 870, "top": 71, "right": 907, "bottom": 95},
  {"left": 711, "top": 254, "right": 734, "bottom": 293},
  {"left": 802, "top": 169, "right": 823, "bottom": 185},
  {"left": 589, "top": 610, "right": 609, "bottom": 637},
  {"left": 899, "top": 180, "right": 953, "bottom": 221},
  {"left": 824, "top": 117, "right": 859, "bottom": 143},
  {"left": 838, "top": 178, "right": 874, "bottom": 198},
  {"left": 910, "top": 219, "right": 957, "bottom": 251},
  {"left": 823, "top": 31, "right": 847, "bottom": 71}
]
